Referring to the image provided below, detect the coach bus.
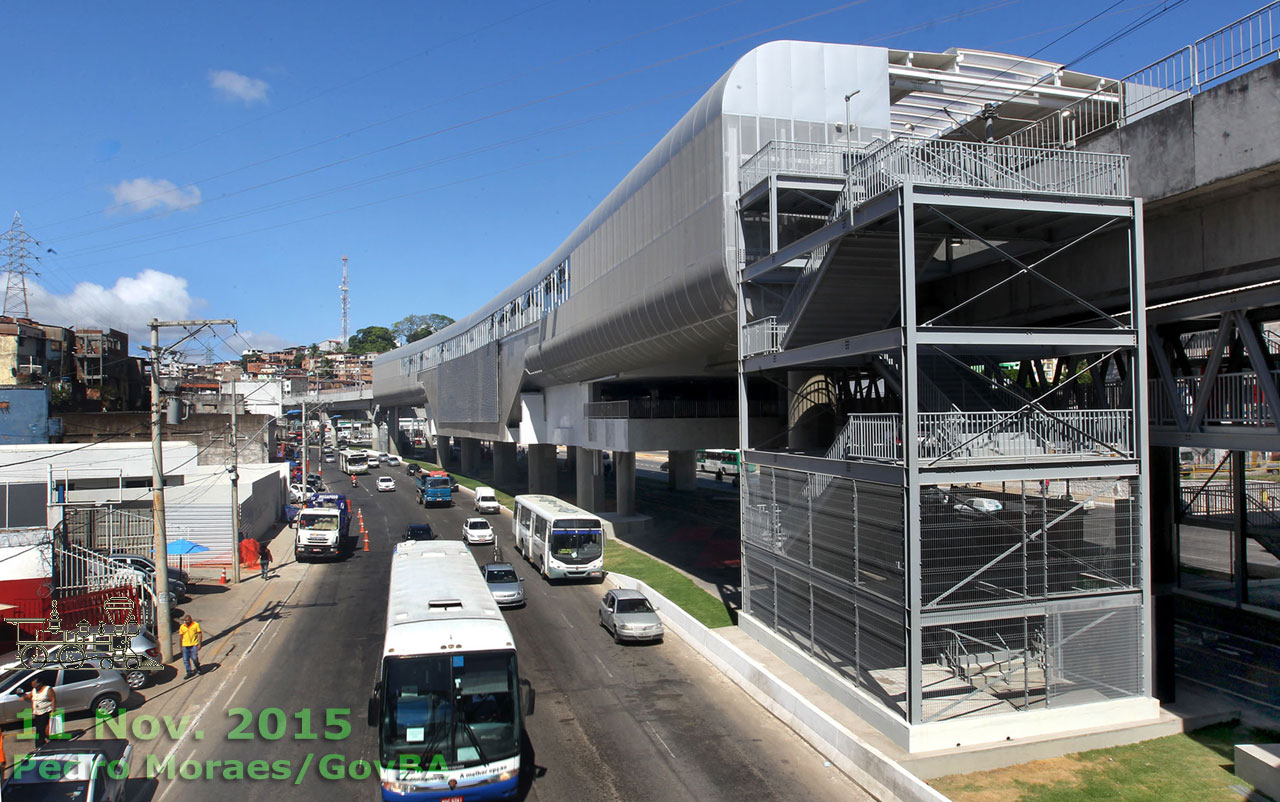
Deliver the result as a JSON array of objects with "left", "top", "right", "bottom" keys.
[
  {"left": 339, "top": 449, "right": 369, "bottom": 475},
  {"left": 370, "top": 540, "right": 533, "bottom": 800},
  {"left": 512, "top": 495, "right": 604, "bottom": 581}
]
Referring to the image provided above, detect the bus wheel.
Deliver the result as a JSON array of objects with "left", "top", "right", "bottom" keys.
[{"left": 715, "top": 470, "right": 723, "bottom": 482}]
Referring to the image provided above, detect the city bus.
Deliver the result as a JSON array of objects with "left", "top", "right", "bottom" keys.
[
  {"left": 369, "top": 540, "right": 532, "bottom": 800},
  {"left": 339, "top": 449, "right": 369, "bottom": 475},
  {"left": 695, "top": 448, "right": 750, "bottom": 482},
  {"left": 511, "top": 495, "right": 604, "bottom": 581}
]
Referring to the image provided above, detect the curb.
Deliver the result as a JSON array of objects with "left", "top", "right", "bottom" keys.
[{"left": 606, "top": 571, "right": 950, "bottom": 802}]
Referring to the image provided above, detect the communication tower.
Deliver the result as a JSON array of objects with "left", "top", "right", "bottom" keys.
[
  {"left": 2, "top": 212, "right": 40, "bottom": 319},
  {"left": 339, "top": 255, "right": 350, "bottom": 347}
]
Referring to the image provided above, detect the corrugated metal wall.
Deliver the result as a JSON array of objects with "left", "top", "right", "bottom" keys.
[{"left": 165, "top": 504, "right": 234, "bottom": 566}]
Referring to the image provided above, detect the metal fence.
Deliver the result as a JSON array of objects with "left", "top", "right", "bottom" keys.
[
  {"left": 1005, "top": 2, "right": 1280, "bottom": 148},
  {"left": 741, "top": 317, "right": 787, "bottom": 358},
  {"left": 1149, "top": 369, "right": 1280, "bottom": 427},
  {"left": 62, "top": 506, "right": 153, "bottom": 556},
  {"left": 739, "top": 141, "right": 858, "bottom": 194},
  {"left": 847, "top": 137, "right": 1130, "bottom": 203}
]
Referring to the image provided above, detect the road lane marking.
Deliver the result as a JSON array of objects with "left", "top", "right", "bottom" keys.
[
  {"left": 593, "top": 654, "right": 614, "bottom": 679},
  {"left": 645, "top": 720, "right": 677, "bottom": 760},
  {"left": 561, "top": 612, "right": 575, "bottom": 629}
]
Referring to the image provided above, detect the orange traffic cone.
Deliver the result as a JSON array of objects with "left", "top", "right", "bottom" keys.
[
  {"left": 363, "top": 529, "right": 370, "bottom": 552},
  {"left": 219, "top": 568, "right": 227, "bottom": 585}
]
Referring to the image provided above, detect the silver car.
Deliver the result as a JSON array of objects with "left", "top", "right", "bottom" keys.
[
  {"left": 599, "top": 589, "right": 664, "bottom": 643},
  {"left": 482, "top": 563, "right": 526, "bottom": 607},
  {"left": 0, "top": 661, "right": 129, "bottom": 723}
]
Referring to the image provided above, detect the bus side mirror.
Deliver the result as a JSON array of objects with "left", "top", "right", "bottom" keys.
[
  {"left": 519, "top": 679, "right": 535, "bottom": 716},
  {"left": 367, "top": 683, "right": 381, "bottom": 727}
]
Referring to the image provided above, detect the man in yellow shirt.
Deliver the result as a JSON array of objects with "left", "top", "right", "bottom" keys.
[{"left": 179, "top": 614, "right": 203, "bottom": 679}]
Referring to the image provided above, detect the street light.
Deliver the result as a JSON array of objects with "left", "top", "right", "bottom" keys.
[{"left": 844, "top": 89, "right": 862, "bottom": 151}]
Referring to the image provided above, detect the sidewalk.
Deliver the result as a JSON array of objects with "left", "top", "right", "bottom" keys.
[{"left": 2, "top": 523, "right": 306, "bottom": 771}]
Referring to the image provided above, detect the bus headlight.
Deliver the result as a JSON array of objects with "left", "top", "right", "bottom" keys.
[
  {"left": 498, "top": 768, "right": 518, "bottom": 782},
  {"left": 381, "top": 779, "right": 414, "bottom": 794}
]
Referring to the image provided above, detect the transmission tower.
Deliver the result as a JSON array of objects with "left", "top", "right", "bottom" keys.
[
  {"left": 339, "top": 254, "right": 350, "bottom": 347},
  {"left": 2, "top": 212, "right": 40, "bottom": 319}
]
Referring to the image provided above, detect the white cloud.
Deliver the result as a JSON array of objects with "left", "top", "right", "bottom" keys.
[
  {"left": 108, "top": 177, "right": 201, "bottom": 214},
  {"left": 208, "top": 69, "right": 269, "bottom": 104},
  {"left": 28, "top": 270, "right": 203, "bottom": 343},
  {"left": 235, "top": 330, "right": 292, "bottom": 352}
]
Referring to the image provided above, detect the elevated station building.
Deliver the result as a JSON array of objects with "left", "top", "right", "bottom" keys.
[{"left": 371, "top": 13, "right": 1280, "bottom": 751}]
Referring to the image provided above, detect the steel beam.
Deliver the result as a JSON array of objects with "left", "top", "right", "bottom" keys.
[
  {"left": 742, "top": 328, "right": 901, "bottom": 372},
  {"left": 1146, "top": 280, "right": 1280, "bottom": 325},
  {"left": 743, "top": 215, "right": 851, "bottom": 282},
  {"left": 921, "top": 460, "right": 1140, "bottom": 484},
  {"left": 912, "top": 187, "right": 1135, "bottom": 218},
  {"left": 1148, "top": 329, "right": 1190, "bottom": 431},
  {"left": 1234, "top": 310, "right": 1280, "bottom": 426},
  {"left": 919, "top": 590, "right": 1142, "bottom": 626},
  {"left": 1149, "top": 428, "right": 1280, "bottom": 450},
  {"left": 915, "top": 328, "right": 1136, "bottom": 349},
  {"left": 1186, "top": 315, "right": 1234, "bottom": 431}
]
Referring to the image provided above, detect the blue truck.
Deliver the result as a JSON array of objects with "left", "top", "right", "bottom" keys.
[{"left": 416, "top": 473, "right": 453, "bottom": 507}]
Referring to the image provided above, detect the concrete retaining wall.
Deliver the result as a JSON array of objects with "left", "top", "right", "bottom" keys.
[{"left": 606, "top": 571, "right": 950, "bottom": 802}]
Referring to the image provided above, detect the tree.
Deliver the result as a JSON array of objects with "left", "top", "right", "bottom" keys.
[
  {"left": 291, "top": 351, "right": 304, "bottom": 368},
  {"left": 392, "top": 313, "right": 455, "bottom": 345},
  {"left": 347, "top": 326, "right": 397, "bottom": 355}
]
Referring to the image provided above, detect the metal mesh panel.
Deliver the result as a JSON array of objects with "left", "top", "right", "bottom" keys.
[
  {"left": 1049, "top": 604, "right": 1144, "bottom": 702},
  {"left": 742, "top": 464, "right": 909, "bottom": 720},
  {"left": 921, "top": 479, "right": 1141, "bottom": 609},
  {"left": 436, "top": 342, "right": 499, "bottom": 423}
]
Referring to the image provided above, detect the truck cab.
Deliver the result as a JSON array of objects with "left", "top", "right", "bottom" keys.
[{"left": 294, "top": 493, "right": 352, "bottom": 561}]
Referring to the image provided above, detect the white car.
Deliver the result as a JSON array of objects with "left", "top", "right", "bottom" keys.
[
  {"left": 955, "top": 497, "right": 1003, "bottom": 518},
  {"left": 463, "top": 517, "right": 495, "bottom": 545},
  {"left": 366, "top": 453, "right": 381, "bottom": 468},
  {"left": 376, "top": 476, "right": 396, "bottom": 492}
]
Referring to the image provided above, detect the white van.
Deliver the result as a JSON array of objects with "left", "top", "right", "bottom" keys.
[{"left": 474, "top": 486, "right": 501, "bottom": 514}]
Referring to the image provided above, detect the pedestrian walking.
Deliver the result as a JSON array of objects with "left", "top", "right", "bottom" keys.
[
  {"left": 21, "top": 676, "right": 55, "bottom": 745},
  {"left": 260, "top": 541, "right": 272, "bottom": 580},
  {"left": 179, "top": 614, "right": 203, "bottom": 678}
]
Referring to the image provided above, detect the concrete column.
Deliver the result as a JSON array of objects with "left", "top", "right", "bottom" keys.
[
  {"left": 565, "top": 445, "right": 576, "bottom": 472},
  {"left": 615, "top": 451, "right": 636, "bottom": 516},
  {"left": 527, "top": 444, "right": 556, "bottom": 495},
  {"left": 461, "top": 437, "right": 481, "bottom": 476},
  {"left": 435, "top": 435, "right": 451, "bottom": 469},
  {"left": 493, "top": 442, "right": 517, "bottom": 486},
  {"left": 575, "top": 447, "right": 605, "bottom": 512},
  {"left": 667, "top": 450, "right": 697, "bottom": 492}
]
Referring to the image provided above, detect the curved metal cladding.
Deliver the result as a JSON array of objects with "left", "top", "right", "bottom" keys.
[{"left": 374, "top": 41, "right": 890, "bottom": 410}]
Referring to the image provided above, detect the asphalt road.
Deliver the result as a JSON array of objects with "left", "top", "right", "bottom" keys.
[{"left": 162, "top": 458, "right": 870, "bottom": 802}]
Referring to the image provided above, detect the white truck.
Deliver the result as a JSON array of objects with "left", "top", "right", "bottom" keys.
[
  {"left": 474, "top": 486, "right": 501, "bottom": 514},
  {"left": 294, "top": 493, "right": 353, "bottom": 561}
]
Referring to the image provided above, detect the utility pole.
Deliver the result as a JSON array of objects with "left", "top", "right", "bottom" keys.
[
  {"left": 229, "top": 385, "right": 241, "bottom": 584},
  {"left": 148, "top": 317, "right": 235, "bottom": 663},
  {"left": 339, "top": 255, "right": 350, "bottom": 348}
]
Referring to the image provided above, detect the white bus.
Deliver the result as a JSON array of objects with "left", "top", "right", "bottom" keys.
[
  {"left": 696, "top": 448, "right": 749, "bottom": 483},
  {"left": 369, "top": 540, "right": 532, "bottom": 800},
  {"left": 512, "top": 495, "right": 604, "bottom": 581},
  {"left": 339, "top": 449, "right": 369, "bottom": 475}
]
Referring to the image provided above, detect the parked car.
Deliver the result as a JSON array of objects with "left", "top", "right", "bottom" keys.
[
  {"left": 598, "top": 589, "right": 664, "bottom": 643},
  {"left": 404, "top": 524, "right": 435, "bottom": 541},
  {"left": 3, "top": 739, "right": 133, "bottom": 802},
  {"left": 474, "top": 487, "right": 501, "bottom": 514},
  {"left": 384, "top": 455, "right": 401, "bottom": 466},
  {"left": 47, "top": 630, "right": 160, "bottom": 690},
  {"left": 921, "top": 487, "right": 951, "bottom": 506},
  {"left": 107, "top": 554, "right": 188, "bottom": 599},
  {"left": 376, "top": 476, "right": 397, "bottom": 492},
  {"left": 954, "top": 497, "right": 1004, "bottom": 518},
  {"left": 481, "top": 563, "right": 525, "bottom": 607},
  {"left": 462, "top": 518, "right": 495, "bottom": 545},
  {"left": 0, "top": 661, "right": 129, "bottom": 724}
]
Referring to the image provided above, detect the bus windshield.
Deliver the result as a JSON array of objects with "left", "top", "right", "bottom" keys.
[
  {"left": 548, "top": 529, "right": 602, "bottom": 563},
  {"left": 380, "top": 651, "right": 520, "bottom": 768}
]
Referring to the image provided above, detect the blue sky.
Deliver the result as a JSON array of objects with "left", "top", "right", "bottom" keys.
[{"left": 2, "top": 0, "right": 1261, "bottom": 357}]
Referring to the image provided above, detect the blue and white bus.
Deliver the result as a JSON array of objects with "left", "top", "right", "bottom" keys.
[
  {"left": 512, "top": 495, "right": 604, "bottom": 581},
  {"left": 370, "top": 540, "right": 532, "bottom": 800}
]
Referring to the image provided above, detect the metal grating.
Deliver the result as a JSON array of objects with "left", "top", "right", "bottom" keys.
[{"left": 436, "top": 342, "right": 499, "bottom": 423}]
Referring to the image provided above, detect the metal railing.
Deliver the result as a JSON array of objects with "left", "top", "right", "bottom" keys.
[
  {"left": 1149, "top": 369, "right": 1280, "bottom": 426},
  {"left": 741, "top": 316, "right": 788, "bottom": 358},
  {"left": 920, "top": 409, "right": 1133, "bottom": 462},
  {"left": 807, "top": 413, "right": 899, "bottom": 500},
  {"left": 739, "top": 141, "right": 859, "bottom": 194},
  {"left": 1004, "top": 2, "right": 1280, "bottom": 149},
  {"left": 56, "top": 541, "right": 161, "bottom": 629},
  {"left": 1179, "top": 482, "right": 1280, "bottom": 528},
  {"left": 847, "top": 137, "right": 1130, "bottom": 203}
]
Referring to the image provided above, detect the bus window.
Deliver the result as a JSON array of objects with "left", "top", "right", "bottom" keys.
[{"left": 534, "top": 517, "right": 548, "bottom": 543}]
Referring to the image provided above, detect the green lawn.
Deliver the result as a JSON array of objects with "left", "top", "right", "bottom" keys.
[
  {"left": 401, "top": 456, "right": 734, "bottom": 629},
  {"left": 930, "top": 720, "right": 1280, "bottom": 802}
]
